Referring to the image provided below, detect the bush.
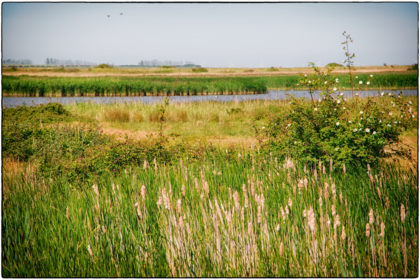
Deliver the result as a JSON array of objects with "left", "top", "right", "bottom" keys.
[
  {"left": 266, "top": 33, "right": 417, "bottom": 166},
  {"left": 326, "top": 62, "right": 343, "bottom": 67},
  {"left": 95, "top": 64, "right": 113, "bottom": 69},
  {"left": 408, "top": 64, "right": 418, "bottom": 71},
  {"left": 192, "top": 67, "right": 208, "bottom": 73},
  {"left": 267, "top": 74, "right": 416, "bottom": 165}
]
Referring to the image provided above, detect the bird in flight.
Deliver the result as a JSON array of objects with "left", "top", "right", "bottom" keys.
[
  {"left": 107, "top": 14, "right": 110, "bottom": 18},
  {"left": 120, "top": 12, "right": 123, "bottom": 15}
]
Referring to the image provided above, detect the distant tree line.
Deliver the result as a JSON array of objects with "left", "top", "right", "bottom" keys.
[
  {"left": 3, "top": 58, "right": 32, "bottom": 65},
  {"left": 45, "top": 58, "right": 97, "bottom": 66},
  {"left": 138, "top": 59, "right": 200, "bottom": 68}
]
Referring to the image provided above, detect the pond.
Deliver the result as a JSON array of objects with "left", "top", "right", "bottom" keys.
[{"left": 2, "top": 89, "right": 417, "bottom": 108}]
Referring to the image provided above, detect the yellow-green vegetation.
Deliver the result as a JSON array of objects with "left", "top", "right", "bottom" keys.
[
  {"left": 2, "top": 92, "right": 418, "bottom": 277},
  {"left": 2, "top": 31, "right": 418, "bottom": 276},
  {"left": 2, "top": 72, "right": 417, "bottom": 97},
  {"left": 2, "top": 64, "right": 417, "bottom": 76}
]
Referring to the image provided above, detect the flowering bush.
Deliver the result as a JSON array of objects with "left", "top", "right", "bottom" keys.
[
  {"left": 267, "top": 88, "right": 416, "bottom": 164},
  {"left": 267, "top": 41, "right": 418, "bottom": 166}
]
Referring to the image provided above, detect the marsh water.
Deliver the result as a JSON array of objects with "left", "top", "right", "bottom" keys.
[{"left": 2, "top": 89, "right": 417, "bottom": 108}]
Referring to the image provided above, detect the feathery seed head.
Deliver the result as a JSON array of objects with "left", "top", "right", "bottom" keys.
[
  {"left": 233, "top": 191, "right": 240, "bottom": 210},
  {"left": 87, "top": 244, "right": 93, "bottom": 257},
  {"left": 141, "top": 185, "right": 146, "bottom": 199},
  {"left": 307, "top": 207, "right": 316, "bottom": 233},
  {"left": 380, "top": 222, "right": 385, "bottom": 238},
  {"left": 400, "top": 204, "right": 406, "bottom": 222},
  {"left": 176, "top": 199, "right": 182, "bottom": 214},
  {"left": 369, "top": 208, "right": 374, "bottom": 224},
  {"left": 334, "top": 214, "right": 340, "bottom": 229},
  {"left": 92, "top": 184, "right": 100, "bottom": 198},
  {"left": 341, "top": 226, "right": 346, "bottom": 241}
]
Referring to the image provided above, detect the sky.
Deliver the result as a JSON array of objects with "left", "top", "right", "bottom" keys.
[{"left": 2, "top": 2, "right": 418, "bottom": 67}]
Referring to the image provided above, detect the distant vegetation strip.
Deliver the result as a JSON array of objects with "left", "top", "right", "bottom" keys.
[
  {"left": 2, "top": 72, "right": 417, "bottom": 97},
  {"left": 259, "top": 72, "right": 418, "bottom": 90},
  {"left": 2, "top": 76, "right": 268, "bottom": 97}
]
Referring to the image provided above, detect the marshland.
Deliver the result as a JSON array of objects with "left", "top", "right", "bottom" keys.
[{"left": 2, "top": 2, "right": 419, "bottom": 278}]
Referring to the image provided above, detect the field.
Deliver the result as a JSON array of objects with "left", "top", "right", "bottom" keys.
[
  {"left": 2, "top": 89, "right": 418, "bottom": 277},
  {"left": 2, "top": 66, "right": 417, "bottom": 97},
  {"left": 2, "top": 64, "right": 416, "bottom": 77}
]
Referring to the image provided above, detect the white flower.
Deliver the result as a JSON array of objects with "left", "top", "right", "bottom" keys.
[
  {"left": 343, "top": 106, "right": 346, "bottom": 110},
  {"left": 394, "top": 121, "right": 398, "bottom": 124},
  {"left": 340, "top": 92, "right": 344, "bottom": 96},
  {"left": 355, "top": 93, "right": 359, "bottom": 96},
  {"left": 365, "top": 128, "right": 370, "bottom": 133},
  {"left": 262, "top": 126, "right": 265, "bottom": 130},
  {"left": 314, "top": 107, "right": 318, "bottom": 111},
  {"left": 308, "top": 80, "right": 311, "bottom": 84},
  {"left": 387, "top": 124, "right": 392, "bottom": 127},
  {"left": 389, "top": 112, "right": 393, "bottom": 116},
  {"left": 355, "top": 76, "right": 359, "bottom": 79},
  {"left": 335, "top": 78, "right": 339, "bottom": 83},
  {"left": 379, "top": 120, "right": 382, "bottom": 123},
  {"left": 373, "top": 131, "right": 376, "bottom": 135},
  {"left": 324, "top": 81, "right": 328, "bottom": 84},
  {"left": 409, "top": 101, "right": 412, "bottom": 104},
  {"left": 366, "top": 81, "right": 370, "bottom": 85},
  {"left": 333, "top": 87, "right": 337, "bottom": 91},
  {"left": 360, "top": 111, "right": 363, "bottom": 114},
  {"left": 388, "top": 92, "right": 392, "bottom": 96},
  {"left": 336, "top": 122, "right": 340, "bottom": 126},
  {"left": 359, "top": 81, "right": 363, "bottom": 85},
  {"left": 348, "top": 120, "right": 352, "bottom": 123},
  {"left": 381, "top": 92, "right": 385, "bottom": 96},
  {"left": 337, "top": 99, "right": 341, "bottom": 104},
  {"left": 353, "top": 128, "right": 358, "bottom": 132},
  {"left": 370, "top": 74, "right": 373, "bottom": 78},
  {"left": 304, "top": 74, "right": 307, "bottom": 77},
  {"left": 287, "top": 123, "right": 291, "bottom": 128},
  {"left": 412, "top": 114, "right": 415, "bottom": 118}
]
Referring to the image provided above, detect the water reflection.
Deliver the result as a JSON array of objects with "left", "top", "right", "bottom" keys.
[{"left": 2, "top": 89, "right": 417, "bottom": 108}]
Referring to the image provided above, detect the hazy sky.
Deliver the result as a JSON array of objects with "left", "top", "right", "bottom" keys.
[{"left": 2, "top": 2, "right": 418, "bottom": 67}]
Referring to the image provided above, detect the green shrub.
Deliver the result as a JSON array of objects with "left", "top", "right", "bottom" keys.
[
  {"left": 267, "top": 68, "right": 416, "bottom": 165},
  {"left": 326, "top": 62, "right": 343, "bottom": 67},
  {"left": 95, "top": 64, "right": 113, "bottom": 69},
  {"left": 192, "top": 67, "right": 208, "bottom": 73},
  {"left": 408, "top": 64, "right": 418, "bottom": 71}
]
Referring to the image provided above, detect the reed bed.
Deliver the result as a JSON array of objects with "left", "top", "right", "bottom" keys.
[
  {"left": 2, "top": 76, "right": 268, "bottom": 97},
  {"left": 3, "top": 72, "right": 417, "bottom": 97},
  {"left": 2, "top": 152, "right": 417, "bottom": 277}
]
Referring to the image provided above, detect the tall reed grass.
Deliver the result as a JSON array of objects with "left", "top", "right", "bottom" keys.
[
  {"left": 2, "top": 76, "right": 267, "bottom": 97},
  {"left": 2, "top": 152, "right": 417, "bottom": 277},
  {"left": 3, "top": 72, "right": 417, "bottom": 97}
]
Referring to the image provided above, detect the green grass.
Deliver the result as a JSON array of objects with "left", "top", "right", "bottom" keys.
[
  {"left": 2, "top": 72, "right": 417, "bottom": 97},
  {"left": 2, "top": 98, "right": 418, "bottom": 277},
  {"left": 2, "top": 76, "right": 268, "bottom": 97},
  {"left": 2, "top": 149, "right": 418, "bottom": 277}
]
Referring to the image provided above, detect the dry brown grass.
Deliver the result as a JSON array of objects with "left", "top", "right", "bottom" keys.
[
  {"left": 102, "top": 109, "right": 130, "bottom": 122},
  {"left": 2, "top": 65, "right": 414, "bottom": 78},
  {"left": 383, "top": 134, "right": 418, "bottom": 171}
]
